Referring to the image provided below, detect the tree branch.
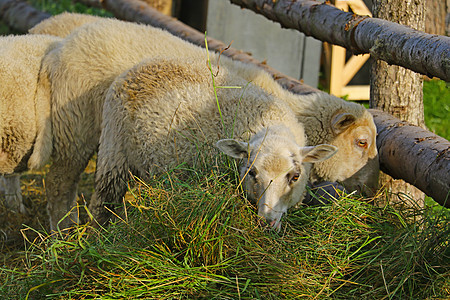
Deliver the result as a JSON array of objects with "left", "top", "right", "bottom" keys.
[
  {"left": 228, "top": 0, "right": 450, "bottom": 82},
  {"left": 0, "top": 0, "right": 50, "bottom": 32},
  {"left": 370, "top": 109, "right": 450, "bottom": 207}
]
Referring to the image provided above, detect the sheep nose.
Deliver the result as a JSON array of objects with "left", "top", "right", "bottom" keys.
[{"left": 258, "top": 218, "right": 279, "bottom": 229}]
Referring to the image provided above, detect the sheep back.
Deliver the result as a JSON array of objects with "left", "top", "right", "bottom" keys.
[
  {"left": 41, "top": 18, "right": 214, "bottom": 161},
  {"left": 101, "top": 57, "right": 306, "bottom": 175},
  {"left": 29, "top": 12, "right": 102, "bottom": 37}
]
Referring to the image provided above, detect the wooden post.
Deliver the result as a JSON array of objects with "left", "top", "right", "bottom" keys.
[
  {"left": 370, "top": 0, "right": 426, "bottom": 209},
  {"left": 325, "top": 0, "right": 371, "bottom": 100}
]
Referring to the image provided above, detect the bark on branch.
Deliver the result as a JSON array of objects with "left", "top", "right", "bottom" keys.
[
  {"left": 229, "top": 0, "right": 450, "bottom": 82},
  {"left": 370, "top": 109, "right": 450, "bottom": 207},
  {"left": 0, "top": 0, "right": 50, "bottom": 32},
  {"left": 1, "top": 0, "right": 449, "bottom": 205}
]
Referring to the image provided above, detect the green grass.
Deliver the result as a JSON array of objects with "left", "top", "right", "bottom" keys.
[
  {"left": 28, "top": 0, "right": 112, "bottom": 17},
  {"left": 423, "top": 79, "right": 450, "bottom": 140},
  {"left": 1, "top": 164, "right": 448, "bottom": 299}
]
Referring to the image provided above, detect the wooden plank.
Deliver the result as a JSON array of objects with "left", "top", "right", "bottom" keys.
[
  {"left": 327, "top": 0, "right": 371, "bottom": 100},
  {"left": 329, "top": 45, "right": 346, "bottom": 96},
  {"left": 341, "top": 85, "right": 370, "bottom": 100},
  {"left": 342, "top": 53, "right": 370, "bottom": 86}
]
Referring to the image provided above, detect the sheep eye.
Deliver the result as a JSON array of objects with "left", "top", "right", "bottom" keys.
[
  {"left": 289, "top": 172, "right": 300, "bottom": 183},
  {"left": 357, "top": 139, "right": 368, "bottom": 148}
]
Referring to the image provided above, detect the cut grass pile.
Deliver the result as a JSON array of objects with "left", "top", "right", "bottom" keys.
[{"left": 1, "top": 163, "right": 448, "bottom": 299}]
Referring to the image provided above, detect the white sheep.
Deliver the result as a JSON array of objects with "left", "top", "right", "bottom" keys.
[
  {"left": 0, "top": 34, "right": 60, "bottom": 213},
  {"left": 31, "top": 13, "right": 379, "bottom": 196},
  {"left": 34, "top": 16, "right": 376, "bottom": 229},
  {"left": 90, "top": 57, "right": 337, "bottom": 229},
  {"left": 29, "top": 12, "right": 105, "bottom": 37},
  {"left": 36, "top": 17, "right": 255, "bottom": 230},
  {"left": 1, "top": 12, "right": 97, "bottom": 216}
]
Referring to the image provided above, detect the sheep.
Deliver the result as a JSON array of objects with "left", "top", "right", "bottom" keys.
[
  {"left": 37, "top": 17, "right": 266, "bottom": 230},
  {"left": 31, "top": 13, "right": 379, "bottom": 196},
  {"left": 0, "top": 12, "right": 93, "bottom": 216},
  {"left": 34, "top": 17, "right": 376, "bottom": 229},
  {"left": 0, "top": 34, "right": 61, "bottom": 214},
  {"left": 29, "top": 12, "right": 104, "bottom": 37},
  {"left": 89, "top": 57, "right": 337, "bottom": 229}
]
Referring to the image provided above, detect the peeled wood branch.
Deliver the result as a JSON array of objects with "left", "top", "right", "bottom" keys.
[
  {"left": 369, "top": 109, "right": 450, "bottom": 207},
  {"left": 1, "top": 0, "right": 449, "bottom": 205},
  {"left": 229, "top": 0, "right": 450, "bottom": 82},
  {"left": 0, "top": 0, "right": 50, "bottom": 33}
]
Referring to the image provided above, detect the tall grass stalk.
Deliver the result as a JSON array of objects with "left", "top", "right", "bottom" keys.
[{"left": 204, "top": 32, "right": 243, "bottom": 135}]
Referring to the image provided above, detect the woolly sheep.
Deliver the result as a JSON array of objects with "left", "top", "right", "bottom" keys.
[
  {"left": 0, "top": 34, "right": 60, "bottom": 213},
  {"left": 32, "top": 17, "right": 336, "bottom": 229},
  {"left": 90, "top": 57, "right": 337, "bottom": 229},
  {"left": 37, "top": 19, "right": 216, "bottom": 230},
  {"left": 1, "top": 13, "right": 96, "bottom": 216},
  {"left": 29, "top": 12, "right": 104, "bottom": 37},
  {"left": 34, "top": 16, "right": 376, "bottom": 229},
  {"left": 31, "top": 13, "right": 379, "bottom": 196}
]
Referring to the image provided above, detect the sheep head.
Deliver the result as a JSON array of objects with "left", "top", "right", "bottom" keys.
[
  {"left": 315, "top": 110, "right": 379, "bottom": 196},
  {"left": 216, "top": 126, "right": 337, "bottom": 229}
]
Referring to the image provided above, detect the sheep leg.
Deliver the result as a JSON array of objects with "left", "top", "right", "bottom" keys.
[
  {"left": 1, "top": 174, "right": 25, "bottom": 213},
  {"left": 88, "top": 144, "right": 131, "bottom": 227},
  {"left": 88, "top": 96, "right": 132, "bottom": 227},
  {"left": 45, "top": 159, "right": 88, "bottom": 231}
]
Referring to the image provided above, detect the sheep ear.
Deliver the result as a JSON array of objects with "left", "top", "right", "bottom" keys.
[
  {"left": 331, "top": 112, "right": 356, "bottom": 135},
  {"left": 216, "top": 139, "right": 249, "bottom": 159},
  {"left": 301, "top": 144, "right": 338, "bottom": 163}
]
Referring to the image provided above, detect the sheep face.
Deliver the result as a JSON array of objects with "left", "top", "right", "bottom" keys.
[
  {"left": 216, "top": 127, "right": 337, "bottom": 229},
  {"left": 323, "top": 110, "right": 379, "bottom": 195}
]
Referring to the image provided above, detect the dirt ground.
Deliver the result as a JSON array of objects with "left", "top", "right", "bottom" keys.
[{"left": 0, "top": 159, "right": 96, "bottom": 253}]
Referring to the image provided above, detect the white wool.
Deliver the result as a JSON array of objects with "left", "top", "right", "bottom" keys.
[{"left": 0, "top": 34, "right": 60, "bottom": 216}]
